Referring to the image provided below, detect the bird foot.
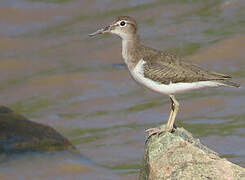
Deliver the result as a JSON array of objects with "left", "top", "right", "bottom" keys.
[
  {"left": 146, "top": 125, "right": 176, "bottom": 139},
  {"left": 145, "top": 127, "right": 164, "bottom": 139},
  {"left": 165, "top": 125, "right": 175, "bottom": 133}
]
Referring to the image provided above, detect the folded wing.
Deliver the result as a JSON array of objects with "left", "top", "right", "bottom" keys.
[{"left": 143, "top": 54, "right": 238, "bottom": 87}]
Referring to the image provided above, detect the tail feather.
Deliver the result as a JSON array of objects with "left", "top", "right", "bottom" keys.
[
  {"left": 210, "top": 71, "right": 231, "bottom": 79},
  {"left": 216, "top": 80, "right": 240, "bottom": 88}
]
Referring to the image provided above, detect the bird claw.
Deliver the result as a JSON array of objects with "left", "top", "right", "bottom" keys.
[
  {"left": 145, "top": 127, "right": 164, "bottom": 139},
  {"left": 165, "top": 126, "right": 175, "bottom": 133},
  {"left": 145, "top": 125, "right": 176, "bottom": 140}
]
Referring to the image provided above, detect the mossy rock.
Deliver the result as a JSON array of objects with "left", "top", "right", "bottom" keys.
[
  {"left": 0, "top": 106, "right": 74, "bottom": 153},
  {"left": 140, "top": 125, "right": 245, "bottom": 180}
]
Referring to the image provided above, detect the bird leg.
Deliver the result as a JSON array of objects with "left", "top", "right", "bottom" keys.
[
  {"left": 146, "top": 95, "right": 179, "bottom": 138},
  {"left": 166, "top": 97, "right": 174, "bottom": 129},
  {"left": 165, "top": 95, "right": 179, "bottom": 132}
]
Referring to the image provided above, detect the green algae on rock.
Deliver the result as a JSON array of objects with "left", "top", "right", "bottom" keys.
[
  {"left": 140, "top": 125, "right": 245, "bottom": 180},
  {"left": 0, "top": 106, "right": 74, "bottom": 154}
]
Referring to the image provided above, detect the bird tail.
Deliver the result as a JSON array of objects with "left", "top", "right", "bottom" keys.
[{"left": 216, "top": 80, "right": 240, "bottom": 88}]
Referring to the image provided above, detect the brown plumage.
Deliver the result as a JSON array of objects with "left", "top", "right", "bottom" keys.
[
  {"left": 112, "top": 16, "right": 239, "bottom": 87},
  {"left": 89, "top": 15, "right": 240, "bottom": 134},
  {"left": 142, "top": 51, "right": 239, "bottom": 87}
]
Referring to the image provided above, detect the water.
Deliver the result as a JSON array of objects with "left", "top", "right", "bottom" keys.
[{"left": 0, "top": 0, "right": 244, "bottom": 179}]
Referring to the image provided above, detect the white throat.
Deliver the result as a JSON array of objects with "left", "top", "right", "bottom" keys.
[
  {"left": 122, "top": 39, "right": 136, "bottom": 70},
  {"left": 122, "top": 39, "right": 129, "bottom": 61}
]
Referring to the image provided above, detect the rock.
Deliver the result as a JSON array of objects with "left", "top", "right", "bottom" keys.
[
  {"left": 140, "top": 125, "right": 245, "bottom": 180},
  {"left": 0, "top": 106, "right": 74, "bottom": 154}
]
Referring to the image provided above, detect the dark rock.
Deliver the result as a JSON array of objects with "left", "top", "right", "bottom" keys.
[
  {"left": 0, "top": 106, "right": 74, "bottom": 154},
  {"left": 140, "top": 125, "right": 245, "bottom": 180}
]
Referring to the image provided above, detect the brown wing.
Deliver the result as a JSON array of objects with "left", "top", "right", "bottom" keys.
[{"left": 143, "top": 56, "right": 231, "bottom": 85}]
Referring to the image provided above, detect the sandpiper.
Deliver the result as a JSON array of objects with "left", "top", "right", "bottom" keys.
[{"left": 89, "top": 16, "right": 240, "bottom": 135}]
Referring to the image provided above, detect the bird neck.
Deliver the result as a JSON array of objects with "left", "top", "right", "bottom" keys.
[{"left": 122, "top": 34, "right": 140, "bottom": 70}]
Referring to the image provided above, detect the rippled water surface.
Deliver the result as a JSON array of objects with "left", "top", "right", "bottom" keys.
[{"left": 0, "top": 0, "right": 244, "bottom": 179}]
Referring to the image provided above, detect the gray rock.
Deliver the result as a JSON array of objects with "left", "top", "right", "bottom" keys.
[
  {"left": 0, "top": 106, "right": 74, "bottom": 154},
  {"left": 140, "top": 125, "right": 245, "bottom": 180}
]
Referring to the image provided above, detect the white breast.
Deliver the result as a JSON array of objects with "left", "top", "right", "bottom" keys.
[{"left": 131, "top": 59, "right": 223, "bottom": 95}]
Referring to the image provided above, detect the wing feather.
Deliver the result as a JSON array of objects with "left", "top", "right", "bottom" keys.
[{"left": 143, "top": 56, "right": 231, "bottom": 85}]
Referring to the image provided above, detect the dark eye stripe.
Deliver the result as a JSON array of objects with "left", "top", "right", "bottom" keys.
[{"left": 125, "top": 22, "right": 135, "bottom": 26}]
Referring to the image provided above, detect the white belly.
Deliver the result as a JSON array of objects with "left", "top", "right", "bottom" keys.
[{"left": 131, "top": 60, "right": 223, "bottom": 95}]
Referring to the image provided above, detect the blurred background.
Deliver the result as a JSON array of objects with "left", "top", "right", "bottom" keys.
[{"left": 0, "top": 0, "right": 244, "bottom": 179}]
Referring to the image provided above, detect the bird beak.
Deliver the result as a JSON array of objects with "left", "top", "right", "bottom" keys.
[{"left": 88, "top": 25, "right": 111, "bottom": 37}]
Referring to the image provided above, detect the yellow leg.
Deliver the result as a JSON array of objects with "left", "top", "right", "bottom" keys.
[
  {"left": 166, "top": 97, "right": 174, "bottom": 129},
  {"left": 146, "top": 95, "right": 179, "bottom": 138},
  {"left": 165, "top": 95, "right": 179, "bottom": 132}
]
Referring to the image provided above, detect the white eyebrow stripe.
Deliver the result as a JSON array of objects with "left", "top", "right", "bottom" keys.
[{"left": 116, "top": 20, "right": 135, "bottom": 27}]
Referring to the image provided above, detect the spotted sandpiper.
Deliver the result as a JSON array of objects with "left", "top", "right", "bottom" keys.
[{"left": 89, "top": 16, "right": 240, "bottom": 135}]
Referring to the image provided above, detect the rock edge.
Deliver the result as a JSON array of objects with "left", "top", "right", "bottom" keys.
[{"left": 139, "top": 126, "right": 245, "bottom": 180}]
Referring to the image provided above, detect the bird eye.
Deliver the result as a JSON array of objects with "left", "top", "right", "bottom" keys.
[{"left": 120, "top": 21, "right": 126, "bottom": 27}]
